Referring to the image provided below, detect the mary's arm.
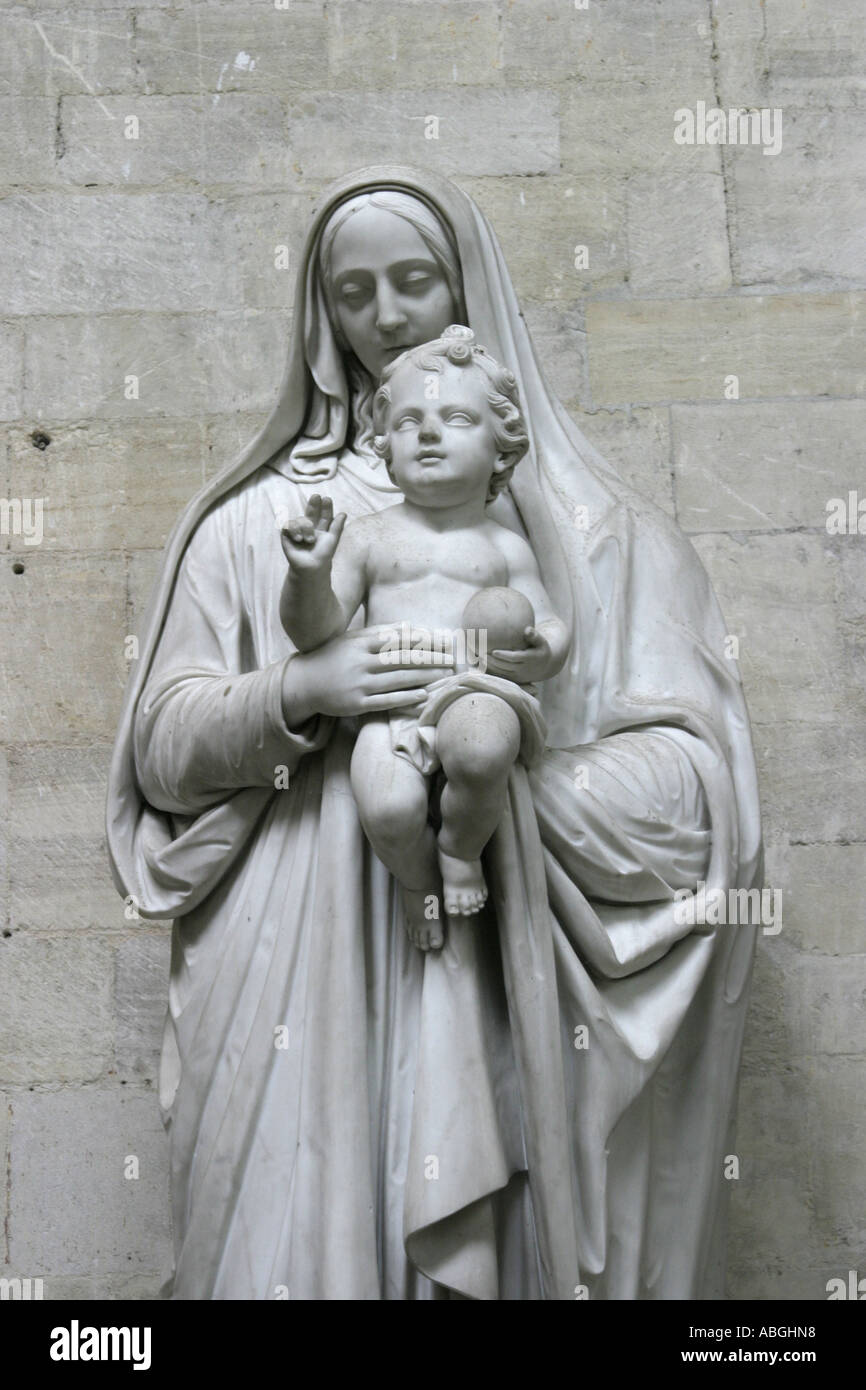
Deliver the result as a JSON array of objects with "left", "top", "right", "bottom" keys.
[{"left": 133, "top": 501, "right": 329, "bottom": 817}]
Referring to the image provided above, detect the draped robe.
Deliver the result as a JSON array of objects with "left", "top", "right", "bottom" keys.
[{"left": 106, "top": 166, "right": 763, "bottom": 1300}]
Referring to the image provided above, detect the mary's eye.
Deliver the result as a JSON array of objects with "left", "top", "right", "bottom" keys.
[
  {"left": 400, "top": 271, "right": 433, "bottom": 294},
  {"left": 338, "top": 281, "right": 369, "bottom": 306}
]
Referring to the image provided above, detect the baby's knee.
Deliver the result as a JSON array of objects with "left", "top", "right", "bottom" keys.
[
  {"left": 437, "top": 695, "right": 521, "bottom": 782},
  {"left": 357, "top": 773, "right": 429, "bottom": 852}
]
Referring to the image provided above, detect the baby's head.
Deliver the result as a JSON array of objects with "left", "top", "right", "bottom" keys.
[{"left": 372, "top": 326, "right": 529, "bottom": 505}]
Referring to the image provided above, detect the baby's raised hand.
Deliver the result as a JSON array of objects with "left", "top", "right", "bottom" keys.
[{"left": 280, "top": 494, "right": 347, "bottom": 574}]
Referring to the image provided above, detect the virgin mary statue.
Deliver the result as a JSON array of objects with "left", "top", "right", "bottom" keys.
[{"left": 106, "top": 166, "right": 762, "bottom": 1301}]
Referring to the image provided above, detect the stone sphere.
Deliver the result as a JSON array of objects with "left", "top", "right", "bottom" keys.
[{"left": 461, "top": 586, "right": 535, "bottom": 653}]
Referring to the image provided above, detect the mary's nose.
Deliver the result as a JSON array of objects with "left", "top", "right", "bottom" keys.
[{"left": 374, "top": 281, "right": 407, "bottom": 332}]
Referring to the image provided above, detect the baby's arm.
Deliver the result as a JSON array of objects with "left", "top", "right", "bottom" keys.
[
  {"left": 491, "top": 528, "right": 571, "bottom": 683},
  {"left": 279, "top": 494, "right": 367, "bottom": 652}
]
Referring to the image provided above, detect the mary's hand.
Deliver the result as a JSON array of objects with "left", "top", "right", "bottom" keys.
[{"left": 282, "top": 624, "right": 455, "bottom": 724}]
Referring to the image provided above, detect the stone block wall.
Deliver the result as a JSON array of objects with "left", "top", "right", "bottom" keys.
[{"left": 1, "top": 0, "right": 863, "bottom": 1299}]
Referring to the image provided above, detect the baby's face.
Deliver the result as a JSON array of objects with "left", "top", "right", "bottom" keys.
[{"left": 384, "top": 362, "right": 500, "bottom": 509}]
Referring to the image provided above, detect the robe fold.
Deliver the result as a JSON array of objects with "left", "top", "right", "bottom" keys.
[{"left": 106, "top": 166, "right": 762, "bottom": 1300}]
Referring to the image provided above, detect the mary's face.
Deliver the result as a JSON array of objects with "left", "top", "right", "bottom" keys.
[{"left": 327, "top": 205, "right": 458, "bottom": 379}]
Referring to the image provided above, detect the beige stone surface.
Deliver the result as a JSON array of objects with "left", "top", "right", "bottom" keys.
[
  {"left": 693, "top": 532, "right": 846, "bottom": 725},
  {"left": 673, "top": 400, "right": 866, "bottom": 533},
  {"left": 503, "top": 0, "right": 714, "bottom": 86},
  {"left": 0, "top": 934, "right": 114, "bottom": 1084},
  {"left": 728, "top": 109, "right": 866, "bottom": 287},
  {"left": 8, "top": 1086, "right": 171, "bottom": 1275},
  {"left": 459, "top": 175, "right": 628, "bottom": 299},
  {"left": 764, "top": 0, "right": 866, "bottom": 109},
  {"left": 327, "top": 0, "right": 501, "bottom": 88},
  {"left": 0, "top": 552, "right": 127, "bottom": 743},
  {"left": 209, "top": 191, "right": 316, "bottom": 311},
  {"left": 0, "top": 0, "right": 863, "bottom": 1303},
  {"left": 60, "top": 93, "right": 293, "bottom": 189},
  {"left": 7, "top": 744, "right": 121, "bottom": 932},
  {"left": 0, "top": 1092, "right": 9, "bottom": 1254},
  {"left": 23, "top": 313, "right": 209, "bottom": 420},
  {"left": 587, "top": 293, "right": 866, "bottom": 404},
  {"left": 21, "top": 310, "right": 288, "bottom": 420},
  {"left": 574, "top": 405, "right": 675, "bottom": 517},
  {"left": 0, "top": 746, "right": 8, "bottom": 933},
  {"left": 626, "top": 172, "right": 731, "bottom": 297},
  {"left": 729, "top": 1053, "right": 866, "bottom": 1291},
  {"left": 202, "top": 310, "right": 289, "bottom": 413},
  {"left": 805, "top": 1058, "right": 866, "bottom": 1253},
  {"left": 0, "top": 323, "right": 24, "bottom": 420},
  {"left": 710, "top": 0, "right": 769, "bottom": 110},
  {"left": 7, "top": 420, "right": 208, "bottom": 550},
  {"left": 752, "top": 720, "right": 865, "bottom": 844},
  {"left": 136, "top": 1, "right": 327, "bottom": 94},
  {"left": 0, "top": 194, "right": 240, "bottom": 314},
  {"left": 0, "top": 10, "right": 135, "bottom": 97},
  {"left": 728, "top": 1067, "right": 814, "bottom": 1265},
  {"left": 286, "top": 90, "right": 559, "bottom": 179},
  {"left": 763, "top": 841, "right": 866, "bottom": 956},
  {"left": 0, "top": 98, "right": 60, "bottom": 186}
]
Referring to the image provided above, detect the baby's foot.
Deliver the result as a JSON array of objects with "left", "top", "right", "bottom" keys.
[
  {"left": 401, "top": 886, "right": 445, "bottom": 952},
  {"left": 437, "top": 848, "right": 488, "bottom": 917}
]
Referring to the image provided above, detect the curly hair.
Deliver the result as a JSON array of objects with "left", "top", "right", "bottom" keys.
[{"left": 371, "top": 326, "right": 529, "bottom": 503}]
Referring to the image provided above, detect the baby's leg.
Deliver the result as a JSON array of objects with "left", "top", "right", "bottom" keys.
[
  {"left": 435, "top": 693, "right": 521, "bottom": 917},
  {"left": 350, "top": 718, "right": 443, "bottom": 951}
]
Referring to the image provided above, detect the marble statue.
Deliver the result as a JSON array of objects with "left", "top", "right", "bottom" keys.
[
  {"left": 106, "top": 166, "right": 763, "bottom": 1300},
  {"left": 279, "top": 326, "right": 569, "bottom": 932}
]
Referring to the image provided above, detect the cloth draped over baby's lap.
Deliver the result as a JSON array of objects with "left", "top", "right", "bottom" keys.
[{"left": 106, "top": 165, "right": 762, "bottom": 1300}]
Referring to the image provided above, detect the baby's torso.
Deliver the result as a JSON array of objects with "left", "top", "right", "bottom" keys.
[{"left": 363, "top": 517, "right": 510, "bottom": 631}]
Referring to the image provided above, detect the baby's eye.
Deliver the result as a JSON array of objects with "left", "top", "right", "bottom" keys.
[
  {"left": 445, "top": 411, "right": 475, "bottom": 425},
  {"left": 394, "top": 414, "right": 420, "bottom": 430}
]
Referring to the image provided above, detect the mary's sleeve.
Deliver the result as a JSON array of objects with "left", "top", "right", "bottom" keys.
[
  {"left": 531, "top": 726, "right": 716, "bottom": 977},
  {"left": 133, "top": 499, "right": 330, "bottom": 816},
  {"left": 535, "top": 728, "right": 711, "bottom": 901}
]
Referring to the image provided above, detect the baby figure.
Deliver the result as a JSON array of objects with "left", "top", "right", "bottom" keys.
[{"left": 279, "top": 326, "right": 570, "bottom": 950}]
